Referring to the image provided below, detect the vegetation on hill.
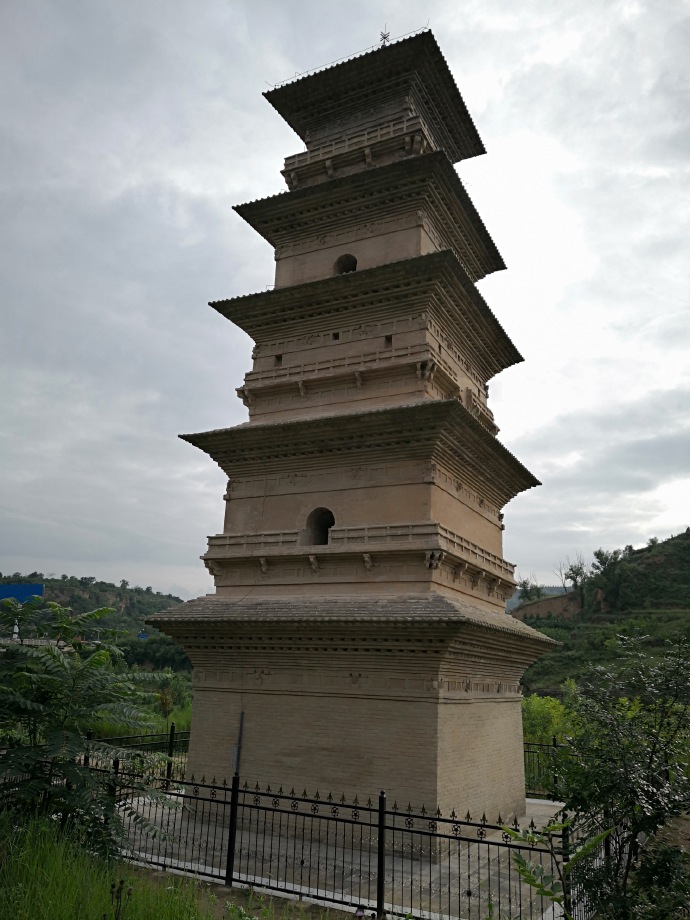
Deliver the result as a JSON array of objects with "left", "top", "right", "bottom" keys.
[
  {"left": 0, "top": 570, "right": 183, "bottom": 633},
  {"left": 507, "top": 583, "right": 563, "bottom": 611},
  {"left": 521, "top": 531, "right": 690, "bottom": 693},
  {"left": 518, "top": 637, "right": 690, "bottom": 920},
  {"left": 0, "top": 571, "right": 191, "bottom": 670},
  {"left": 0, "top": 597, "right": 168, "bottom": 854}
]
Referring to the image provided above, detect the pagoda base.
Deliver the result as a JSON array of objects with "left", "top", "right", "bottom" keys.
[{"left": 150, "top": 594, "right": 554, "bottom": 820}]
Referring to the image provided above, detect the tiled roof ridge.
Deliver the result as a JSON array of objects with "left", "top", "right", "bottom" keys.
[
  {"left": 262, "top": 31, "right": 484, "bottom": 164},
  {"left": 265, "top": 30, "right": 434, "bottom": 94},
  {"left": 179, "top": 398, "right": 539, "bottom": 492},
  {"left": 207, "top": 249, "right": 521, "bottom": 372},
  {"left": 234, "top": 149, "right": 476, "bottom": 216},
  {"left": 233, "top": 151, "right": 504, "bottom": 276},
  {"left": 147, "top": 593, "right": 556, "bottom": 647}
]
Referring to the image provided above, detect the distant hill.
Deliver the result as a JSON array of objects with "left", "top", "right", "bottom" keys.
[
  {"left": 0, "top": 572, "right": 183, "bottom": 636},
  {"left": 0, "top": 571, "right": 191, "bottom": 670},
  {"left": 520, "top": 530, "right": 690, "bottom": 693}
]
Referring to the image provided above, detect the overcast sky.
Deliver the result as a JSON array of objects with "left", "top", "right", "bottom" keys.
[{"left": 1, "top": 0, "right": 688, "bottom": 599}]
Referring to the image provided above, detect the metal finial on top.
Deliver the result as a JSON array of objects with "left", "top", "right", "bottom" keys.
[{"left": 380, "top": 27, "right": 390, "bottom": 46}]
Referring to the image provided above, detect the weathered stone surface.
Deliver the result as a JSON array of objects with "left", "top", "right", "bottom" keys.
[{"left": 151, "top": 31, "right": 552, "bottom": 821}]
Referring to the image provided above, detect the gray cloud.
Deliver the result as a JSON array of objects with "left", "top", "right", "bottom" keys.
[{"left": 2, "top": 0, "right": 689, "bottom": 594}]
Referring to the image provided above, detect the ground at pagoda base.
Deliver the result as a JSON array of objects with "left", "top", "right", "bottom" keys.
[{"left": 123, "top": 794, "right": 565, "bottom": 920}]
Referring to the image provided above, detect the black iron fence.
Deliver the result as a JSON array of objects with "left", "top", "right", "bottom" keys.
[
  {"left": 0, "top": 724, "right": 603, "bottom": 920},
  {"left": 76, "top": 728, "right": 598, "bottom": 919},
  {"left": 108, "top": 771, "right": 572, "bottom": 920},
  {"left": 523, "top": 739, "right": 560, "bottom": 798},
  {"left": 88, "top": 725, "right": 190, "bottom": 786}
]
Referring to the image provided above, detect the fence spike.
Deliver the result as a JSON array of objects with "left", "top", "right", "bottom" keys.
[
  {"left": 450, "top": 809, "right": 457, "bottom": 820},
  {"left": 340, "top": 793, "right": 347, "bottom": 804},
  {"left": 421, "top": 804, "right": 427, "bottom": 816},
  {"left": 367, "top": 798, "right": 373, "bottom": 808},
  {"left": 436, "top": 806, "right": 442, "bottom": 818},
  {"left": 327, "top": 792, "right": 333, "bottom": 802},
  {"left": 392, "top": 801, "right": 398, "bottom": 812},
  {"left": 406, "top": 802, "right": 413, "bottom": 814},
  {"left": 303, "top": 788, "right": 308, "bottom": 798},
  {"left": 513, "top": 816, "right": 520, "bottom": 830},
  {"left": 190, "top": 773, "right": 196, "bottom": 782},
  {"left": 315, "top": 789, "right": 321, "bottom": 800},
  {"left": 278, "top": 786, "right": 283, "bottom": 794},
  {"left": 290, "top": 787, "right": 296, "bottom": 797},
  {"left": 212, "top": 776, "right": 217, "bottom": 786},
  {"left": 201, "top": 775, "right": 206, "bottom": 784},
  {"left": 255, "top": 782, "right": 261, "bottom": 792},
  {"left": 353, "top": 795, "right": 359, "bottom": 806},
  {"left": 243, "top": 780, "right": 249, "bottom": 790},
  {"left": 266, "top": 784, "right": 272, "bottom": 793},
  {"left": 465, "top": 811, "right": 472, "bottom": 822},
  {"left": 497, "top": 813, "right": 503, "bottom": 825},
  {"left": 481, "top": 813, "right": 487, "bottom": 825},
  {"left": 222, "top": 777, "right": 228, "bottom": 787},
  {"left": 529, "top": 818, "right": 537, "bottom": 831}
]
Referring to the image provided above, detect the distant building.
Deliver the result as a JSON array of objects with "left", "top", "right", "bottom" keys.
[{"left": 512, "top": 592, "right": 581, "bottom": 621}]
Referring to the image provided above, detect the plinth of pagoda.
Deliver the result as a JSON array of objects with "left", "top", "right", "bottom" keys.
[{"left": 149, "top": 593, "right": 555, "bottom": 818}]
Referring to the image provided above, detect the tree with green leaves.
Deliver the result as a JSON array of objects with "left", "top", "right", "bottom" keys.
[
  {"left": 0, "top": 597, "right": 165, "bottom": 856},
  {"left": 520, "top": 637, "right": 690, "bottom": 919},
  {"left": 521, "top": 693, "right": 568, "bottom": 744},
  {"left": 517, "top": 575, "right": 546, "bottom": 603}
]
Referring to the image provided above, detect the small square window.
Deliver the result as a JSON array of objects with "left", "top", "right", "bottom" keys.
[
  {"left": 332, "top": 332, "right": 340, "bottom": 341},
  {"left": 274, "top": 354, "right": 282, "bottom": 366},
  {"left": 384, "top": 335, "right": 393, "bottom": 348}
]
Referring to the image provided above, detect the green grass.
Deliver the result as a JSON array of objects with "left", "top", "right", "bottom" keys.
[
  {"left": 0, "top": 814, "right": 356, "bottom": 920},
  {"left": 0, "top": 814, "right": 216, "bottom": 920}
]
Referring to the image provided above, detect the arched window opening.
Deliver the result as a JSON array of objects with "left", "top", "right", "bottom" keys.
[
  {"left": 335, "top": 254, "right": 357, "bottom": 275},
  {"left": 304, "top": 507, "right": 335, "bottom": 545}
]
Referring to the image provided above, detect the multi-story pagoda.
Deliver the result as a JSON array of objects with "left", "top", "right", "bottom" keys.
[{"left": 151, "top": 32, "right": 554, "bottom": 819}]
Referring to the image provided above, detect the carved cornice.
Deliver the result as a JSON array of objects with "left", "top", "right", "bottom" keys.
[
  {"left": 210, "top": 250, "right": 521, "bottom": 381},
  {"left": 180, "top": 400, "right": 540, "bottom": 509},
  {"left": 147, "top": 595, "right": 557, "bottom": 670},
  {"left": 233, "top": 152, "right": 504, "bottom": 282},
  {"left": 264, "top": 31, "right": 485, "bottom": 165}
]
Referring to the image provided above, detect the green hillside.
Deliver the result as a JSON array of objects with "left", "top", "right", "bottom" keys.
[
  {"left": 521, "top": 530, "right": 690, "bottom": 693},
  {"left": 0, "top": 571, "right": 183, "bottom": 633},
  {"left": 0, "top": 572, "right": 190, "bottom": 670}
]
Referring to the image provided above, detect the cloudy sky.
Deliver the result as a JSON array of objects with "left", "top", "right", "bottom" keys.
[{"left": 1, "top": 0, "right": 688, "bottom": 598}]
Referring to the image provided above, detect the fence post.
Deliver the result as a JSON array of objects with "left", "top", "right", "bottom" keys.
[
  {"left": 106, "top": 757, "right": 120, "bottom": 825},
  {"left": 377, "top": 790, "right": 386, "bottom": 919},
  {"left": 224, "top": 772, "right": 241, "bottom": 887},
  {"left": 83, "top": 730, "right": 93, "bottom": 769},
  {"left": 603, "top": 804, "right": 611, "bottom": 861},
  {"left": 165, "top": 722, "right": 176, "bottom": 789},
  {"left": 561, "top": 814, "right": 572, "bottom": 918}
]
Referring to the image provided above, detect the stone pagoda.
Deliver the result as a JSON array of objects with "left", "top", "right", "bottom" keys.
[{"left": 151, "top": 32, "right": 554, "bottom": 819}]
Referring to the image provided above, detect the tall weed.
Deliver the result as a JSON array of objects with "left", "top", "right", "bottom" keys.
[{"left": 0, "top": 814, "right": 214, "bottom": 920}]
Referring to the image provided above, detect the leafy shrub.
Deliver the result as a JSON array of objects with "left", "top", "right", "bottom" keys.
[{"left": 522, "top": 694, "right": 568, "bottom": 743}]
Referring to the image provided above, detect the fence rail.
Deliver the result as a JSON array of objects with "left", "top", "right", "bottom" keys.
[
  {"left": 75, "top": 728, "right": 595, "bottom": 919},
  {"left": 113, "top": 773, "right": 570, "bottom": 920}
]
